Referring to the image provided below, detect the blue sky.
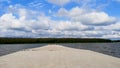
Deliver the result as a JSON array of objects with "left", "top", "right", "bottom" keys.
[{"left": 0, "top": 0, "right": 120, "bottom": 39}]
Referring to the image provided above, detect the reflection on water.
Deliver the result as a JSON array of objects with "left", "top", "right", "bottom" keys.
[{"left": 0, "top": 43, "right": 120, "bottom": 58}]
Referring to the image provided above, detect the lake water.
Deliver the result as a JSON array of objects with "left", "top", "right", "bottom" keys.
[{"left": 0, "top": 43, "right": 120, "bottom": 58}]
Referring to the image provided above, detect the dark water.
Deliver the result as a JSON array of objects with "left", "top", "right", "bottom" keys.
[
  {"left": 0, "top": 43, "right": 120, "bottom": 58},
  {"left": 60, "top": 43, "right": 120, "bottom": 58},
  {"left": 0, "top": 44, "right": 47, "bottom": 56}
]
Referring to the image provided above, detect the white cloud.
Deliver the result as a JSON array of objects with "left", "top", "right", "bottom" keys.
[
  {"left": 47, "top": 0, "right": 70, "bottom": 6},
  {"left": 0, "top": 11, "right": 120, "bottom": 39},
  {"left": 0, "top": 5, "right": 120, "bottom": 39},
  {"left": 53, "top": 21, "right": 90, "bottom": 31},
  {"left": 102, "top": 34, "right": 120, "bottom": 39},
  {"left": 96, "top": 22, "right": 120, "bottom": 31},
  {"left": 72, "top": 11, "right": 116, "bottom": 25},
  {"left": 57, "top": 7, "right": 116, "bottom": 25},
  {"left": 0, "top": 8, "right": 91, "bottom": 38},
  {"left": 0, "top": 13, "right": 29, "bottom": 32}
]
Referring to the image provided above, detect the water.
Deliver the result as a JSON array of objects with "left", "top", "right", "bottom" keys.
[
  {"left": 0, "top": 43, "right": 120, "bottom": 58},
  {"left": 0, "top": 44, "right": 47, "bottom": 56},
  {"left": 60, "top": 43, "right": 120, "bottom": 58}
]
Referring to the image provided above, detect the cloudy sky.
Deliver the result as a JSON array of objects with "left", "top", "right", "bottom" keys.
[{"left": 0, "top": 0, "right": 120, "bottom": 39}]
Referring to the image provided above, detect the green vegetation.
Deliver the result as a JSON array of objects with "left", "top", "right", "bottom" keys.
[{"left": 0, "top": 37, "right": 117, "bottom": 44}]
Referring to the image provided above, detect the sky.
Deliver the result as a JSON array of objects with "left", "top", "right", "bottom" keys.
[{"left": 0, "top": 0, "right": 120, "bottom": 39}]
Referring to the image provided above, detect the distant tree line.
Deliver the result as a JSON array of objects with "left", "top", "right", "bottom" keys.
[{"left": 0, "top": 37, "right": 119, "bottom": 44}]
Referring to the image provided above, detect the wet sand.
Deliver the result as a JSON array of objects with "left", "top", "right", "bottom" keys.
[{"left": 0, "top": 45, "right": 120, "bottom": 68}]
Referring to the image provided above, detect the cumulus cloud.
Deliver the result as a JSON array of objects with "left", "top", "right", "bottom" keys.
[
  {"left": 0, "top": 13, "right": 50, "bottom": 37},
  {"left": 53, "top": 21, "right": 92, "bottom": 31},
  {"left": 1, "top": 10, "right": 119, "bottom": 39},
  {"left": 102, "top": 33, "right": 120, "bottom": 40},
  {"left": 0, "top": 4, "right": 120, "bottom": 39},
  {"left": 0, "top": 6, "right": 90, "bottom": 38},
  {"left": 0, "top": 10, "right": 120, "bottom": 39},
  {"left": 57, "top": 7, "right": 116, "bottom": 25},
  {"left": 95, "top": 22, "right": 120, "bottom": 31},
  {"left": 72, "top": 11, "right": 116, "bottom": 25}
]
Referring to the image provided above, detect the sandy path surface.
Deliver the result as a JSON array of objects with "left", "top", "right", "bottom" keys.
[{"left": 0, "top": 45, "right": 120, "bottom": 68}]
